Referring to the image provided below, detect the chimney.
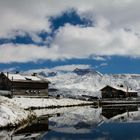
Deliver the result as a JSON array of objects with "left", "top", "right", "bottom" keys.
[
  {"left": 15, "top": 71, "right": 19, "bottom": 74},
  {"left": 32, "top": 73, "right": 37, "bottom": 76}
]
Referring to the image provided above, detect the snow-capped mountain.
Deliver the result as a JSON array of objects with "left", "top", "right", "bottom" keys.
[
  {"left": 25, "top": 64, "right": 140, "bottom": 98},
  {"left": 26, "top": 64, "right": 93, "bottom": 77}
]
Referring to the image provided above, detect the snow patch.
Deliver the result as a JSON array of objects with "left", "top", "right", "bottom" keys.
[
  {"left": 13, "top": 97, "right": 92, "bottom": 109},
  {"left": 0, "top": 96, "right": 35, "bottom": 128}
]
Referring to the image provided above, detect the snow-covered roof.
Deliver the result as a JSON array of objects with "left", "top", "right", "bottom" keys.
[
  {"left": 101, "top": 85, "right": 137, "bottom": 93},
  {"left": 112, "top": 85, "right": 137, "bottom": 93},
  {"left": 3, "top": 73, "right": 49, "bottom": 82},
  {"left": 4, "top": 73, "right": 25, "bottom": 81}
]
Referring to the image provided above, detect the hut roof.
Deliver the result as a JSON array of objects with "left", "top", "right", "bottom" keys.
[
  {"left": 3, "top": 73, "right": 50, "bottom": 83},
  {"left": 101, "top": 85, "right": 137, "bottom": 93}
]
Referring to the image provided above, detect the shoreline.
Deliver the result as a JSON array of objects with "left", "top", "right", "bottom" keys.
[
  {"left": 0, "top": 96, "right": 93, "bottom": 129},
  {"left": 99, "top": 98, "right": 140, "bottom": 105},
  {"left": 13, "top": 97, "right": 93, "bottom": 109},
  {"left": 1, "top": 96, "right": 140, "bottom": 129}
]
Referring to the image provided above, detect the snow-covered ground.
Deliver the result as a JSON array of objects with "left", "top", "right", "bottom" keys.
[
  {"left": 0, "top": 96, "right": 35, "bottom": 128},
  {"left": 13, "top": 97, "right": 93, "bottom": 109},
  {"left": 0, "top": 95, "right": 92, "bottom": 128}
]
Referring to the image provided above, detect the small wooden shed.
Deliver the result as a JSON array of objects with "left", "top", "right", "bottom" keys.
[
  {"left": 0, "top": 72, "right": 50, "bottom": 97},
  {"left": 100, "top": 85, "right": 137, "bottom": 98}
]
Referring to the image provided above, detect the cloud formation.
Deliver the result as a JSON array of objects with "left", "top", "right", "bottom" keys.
[
  {"left": 1, "top": 0, "right": 140, "bottom": 38},
  {"left": 53, "top": 24, "right": 140, "bottom": 58},
  {"left": 0, "top": 0, "right": 140, "bottom": 63},
  {"left": 0, "top": 44, "right": 59, "bottom": 63}
]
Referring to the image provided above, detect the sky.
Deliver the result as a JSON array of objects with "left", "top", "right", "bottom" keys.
[{"left": 0, "top": 0, "right": 140, "bottom": 74}]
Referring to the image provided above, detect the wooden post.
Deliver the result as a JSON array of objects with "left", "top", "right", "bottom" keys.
[
  {"left": 11, "top": 76, "right": 14, "bottom": 98},
  {"left": 126, "top": 86, "right": 129, "bottom": 97}
]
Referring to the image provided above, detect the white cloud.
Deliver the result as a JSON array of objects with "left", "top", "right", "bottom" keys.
[
  {"left": 95, "top": 62, "right": 108, "bottom": 69},
  {"left": 52, "top": 23, "right": 140, "bottom": 58},
  {"left": 1, "top": 0, "right": 140, "bottom": 38},
  {"left": 91, "top": 56, "right": 106, "bottom": 61},
  {"left": 0, "top": 0, "right": 51, "bottom": 38},
  {"left": 0, "top": 0, "right": 140, "bottom": 63},
  {"left": 0, "top": 21, "right": 140, "bottom": 63},
  {"left": 100, "top": 63, "right": 108, "bottom": 67},
  {"left": 0, "top": 44, "right": 61, "bottom": 63},
  {"left": 52, "top": 64, "right": 91, "bottom": 72}
]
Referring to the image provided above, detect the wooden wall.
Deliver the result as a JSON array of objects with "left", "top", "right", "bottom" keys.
[{"left": 0, "top": 73, "right": 49, "bottom": 96}]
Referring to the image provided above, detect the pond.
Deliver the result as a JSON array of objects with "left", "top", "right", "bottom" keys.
[{"left": 1, "top": 105, "right": 140, "bottom": 140}]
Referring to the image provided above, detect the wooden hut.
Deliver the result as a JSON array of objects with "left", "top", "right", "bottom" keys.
[
  {"left": 100, "top": 85, "right": 137, "bottom": 99},
  {"left": 0, "top": 72, "right": 50, "bottom": 97}
]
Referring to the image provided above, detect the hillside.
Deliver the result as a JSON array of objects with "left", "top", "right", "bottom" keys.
[{"left": 26, "top": 65, "right": 140, "bottom": 98}]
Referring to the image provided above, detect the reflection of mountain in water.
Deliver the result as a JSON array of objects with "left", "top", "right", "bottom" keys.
[
  {"left": 102, "top": 105, "right": 138, "bottom": 119},
  {"left": 49, "top": 106, "right": 102, "bottom": 133},
  {"left": 74, "top": 121, "right": 99, "bottom": 130}
]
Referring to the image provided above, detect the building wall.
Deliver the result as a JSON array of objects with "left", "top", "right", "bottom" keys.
[
  {"left": 101, "top": 87, "right": 126, "bottom": 98},
  {"left": 12, "top": 81, "right": 48, "bottom": 96},
  {"left": 12, "top": 81, "right": 48, "bottom": 90},
  {"left": 127, "top": 92, "right": 137, "bottom": 97},
  {"left": 13, "top": 89, "right": 48, "bottom": 96},
  {"left": 0, "top": 73, "right": 49, "bottom": 96},
  {"left": 0, "top": 74, "right": 11, "bottom": 90},
  {"left": 101, "top": 87, "right": 137, "bottom": 98}
]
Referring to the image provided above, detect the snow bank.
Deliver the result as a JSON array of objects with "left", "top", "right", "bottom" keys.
[
  {"left": 13, "top": 97, "right": 93, "bottom": 109},
  {"left": 0, "top": 96, "right": 35, "bottom": 128}
]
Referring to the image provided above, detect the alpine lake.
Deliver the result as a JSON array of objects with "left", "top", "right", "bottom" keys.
[{"left": 1, "top": 104, "right": 140, "bottom": 140}]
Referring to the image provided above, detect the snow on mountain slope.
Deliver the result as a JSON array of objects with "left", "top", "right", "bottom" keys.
[
  {"left": 48, "top": 73, "right": 140, "bottom": 97},
  {"left": 49, "top": 72, "right": 103, "bottom": 91},
  {"left": 26, "top": 64, "right": 91, "bottom": 77},
  {"left": 25, "top": 64, "right": 140, "bottom": 98}
]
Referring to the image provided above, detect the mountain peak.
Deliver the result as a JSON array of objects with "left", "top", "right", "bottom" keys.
[{"left": 73, "top": 67, "right": 103, "bottom": 76}]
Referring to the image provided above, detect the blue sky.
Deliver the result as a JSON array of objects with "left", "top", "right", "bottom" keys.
[{"left": 0, "top": 0, "right": 140, "bottom": 74}]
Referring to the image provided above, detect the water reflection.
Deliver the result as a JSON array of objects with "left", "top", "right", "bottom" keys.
[
  {"left": 1, "top": 105, "right": 140, "bottom": 140},
  {"left": 102, "top": 105, "right": 138, "bottom": 119},
  {"left": 13, "top": 116, "right": 49, "bottom": 140}
]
